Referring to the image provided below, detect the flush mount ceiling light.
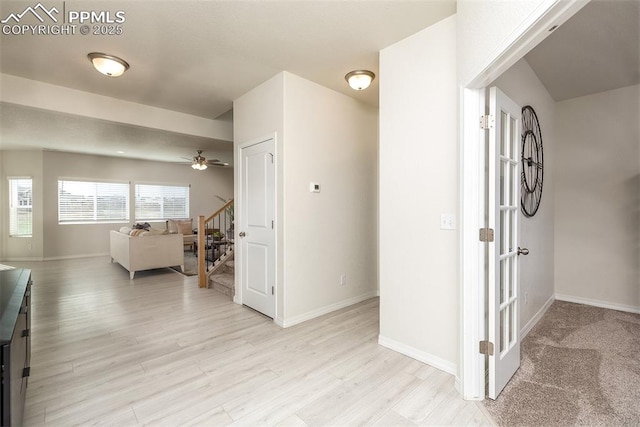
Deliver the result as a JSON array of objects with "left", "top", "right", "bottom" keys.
[
  {"left": 87, "top": 52, "right": 129, "bottom": 77},
  {"left": 345, "top": 70, "right": 375, "bottom": 91}
]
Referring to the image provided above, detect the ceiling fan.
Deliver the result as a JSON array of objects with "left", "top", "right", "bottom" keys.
[{"left": 182, "top": 150, "right": 229, "bottom": 170}]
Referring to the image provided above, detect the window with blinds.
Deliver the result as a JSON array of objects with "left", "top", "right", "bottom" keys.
[
  {"left": 58, "top": 180, "right": 130, "bottom": 224},
  {"left": 135, "top": 184, "right": 190, "bottom": 221},
  {"left": 9, "top": 178, "right": 33, "bottom": 237}
]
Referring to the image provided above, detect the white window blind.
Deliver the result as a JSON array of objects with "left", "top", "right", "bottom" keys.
[
  {"left": 135, "top": 184, "right": 190, "bottom": 221},
  {"left": 58, "top": 180, "right": 129, "bottom": 223},
  {"left": 9, "top": 178, "right": 33, "bottom": 236}
]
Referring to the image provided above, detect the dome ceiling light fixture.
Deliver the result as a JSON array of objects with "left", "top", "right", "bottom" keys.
[
  {"left": 345, "top": 70, "right": 375, "bottom": 91},
  {"left": 87, "top": 52, "right": 130, "bottom": 77},
  {"left": 191, "top": 150, "right": 208, "bottom": 170}
]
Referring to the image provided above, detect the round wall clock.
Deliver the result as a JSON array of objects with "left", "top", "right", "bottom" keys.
[{"left": 521, "top": 105, "right": 544, "bottom": 217}]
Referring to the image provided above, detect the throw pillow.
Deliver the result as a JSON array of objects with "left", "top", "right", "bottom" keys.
[
  {"left": 119, "top": 226, "right": 132, "bottom": 234},
  {"left": 167, "top": 219, "right": 192, "bottom": 235}
]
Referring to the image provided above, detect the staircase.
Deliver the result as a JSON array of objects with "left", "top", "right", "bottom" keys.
[
  {"left": 209, "top": 259, "right": 235, "bottom": 297},
  {"left": 197, "top": 199, "right": 234, "bottom": 289}
]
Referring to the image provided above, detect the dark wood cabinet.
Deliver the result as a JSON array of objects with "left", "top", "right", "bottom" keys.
[{"left": 0, "top": 269, "right": 31, "bottom": 426}]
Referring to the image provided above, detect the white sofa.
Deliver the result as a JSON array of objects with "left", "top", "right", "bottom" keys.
[{"left": 110, "top": 230, "right": 184, "bottom": 279}]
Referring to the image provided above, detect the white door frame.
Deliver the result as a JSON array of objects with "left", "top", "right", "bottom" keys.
[
  {"left": 234, "top": 133, "right": 278, "bottom": 321},
  {"left": 458, "top": 0, "right": 589, "bottom": 400}
]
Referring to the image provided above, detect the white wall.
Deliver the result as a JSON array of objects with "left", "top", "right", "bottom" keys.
[
  {"left": 490, "top": 59, "right": 556, "bottom": 333},
  {"left": 555, "top": 84, "right": 640, "bottom": 312},
  {"left": 233, "top": 72, "right": 378, "bottom": 326},
  {"left": 378, "top": 15, "right": 459, "bottom": 374},
  {"left": 0, "top": 150, "right": 44, "bottom": 260},
  {"left": 0, "top": 150, "right": 233, "bottom": 260},
  {"left": 282, "top": 72, "right": 378, "bottom": 324},
  {"left": 1, "top": 74, "right": 233, "bottom": 141}
]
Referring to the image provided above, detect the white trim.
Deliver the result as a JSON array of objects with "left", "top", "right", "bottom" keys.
[
  {"left": 234, "top": 133, "right": 279, "bottom": 320},
  {"left": 1, "top": 257, "right": 43, "bottom": 262},
  {"left": 555, "top": 294, "right": 640, "bottom": 315},
  {"left": 459, "top": 87, "right": 486, "bottom": 401},
  {"left": 378, "top": 334, "right": 457, "bottom": 377},
  {"left": 520, "top": 295, "right": 554, "bottom": 339},
  {"left": 280, "top": 292, "right": 378, "bottom": 328},
  {"left": 464, "top": 0, "right": 589, "bottom": 88}
]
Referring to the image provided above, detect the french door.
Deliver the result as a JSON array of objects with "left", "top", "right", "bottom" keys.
[{"left": 488, "top": 87, "right": 522, "bottom": 399}]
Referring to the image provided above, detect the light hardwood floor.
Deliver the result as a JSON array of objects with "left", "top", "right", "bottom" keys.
[{"left": 6, "top": 256, "right": 493, "bottom": 426}]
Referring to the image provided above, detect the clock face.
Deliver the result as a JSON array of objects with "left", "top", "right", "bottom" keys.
[{"left": 521, "top": 106, "right": 543, "bottom": 217}]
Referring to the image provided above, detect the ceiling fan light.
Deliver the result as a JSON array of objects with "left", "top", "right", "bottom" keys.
[
  {"left": 345, "top": 70, "right": 375, "bottom": 91},
  {"left": 88, "top": 52, "right": 129, "bottom": 77}
]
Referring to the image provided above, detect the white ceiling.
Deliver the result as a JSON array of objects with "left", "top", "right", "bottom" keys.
[
  {"left": 524, "top": 0, "right": 639, "bottom": 101},
  {"left": 0, "top": 0, "right": 457, "bottom": 119},
  {"left": 1, "top": 0, "right": 638, "bottom": 165}
]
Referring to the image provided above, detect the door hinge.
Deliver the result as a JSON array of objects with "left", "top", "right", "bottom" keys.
[
  {"left": 479, "top": 228, "right": 494, "bottom": 242},
  {"left": 271, "top": 220, "right": 274, "bottom": 229},
  {"left": 21, "top": 329, "right": 30, "bottom": 338},
  {"left": 480, "top": 114, "right": 494, "bottom": 130},
  {"left": 269, "top": 153, "right": 274, "bottom": 163},
  {"left": 271, "top": 286, "right": 274, "bottom": 295},
  {"left": 23, "top": 367, "right": 31, "bottom": 378},
  {"left": 479, "top": 340, "right": 494, "bottom": 356}
]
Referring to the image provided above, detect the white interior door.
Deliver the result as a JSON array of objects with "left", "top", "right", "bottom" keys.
[
  {"left": 488, "top": 87, "right": 522, "bottom": 399},
  {"left": 240, "top": 138, "right": 276, "bottom": 318}
]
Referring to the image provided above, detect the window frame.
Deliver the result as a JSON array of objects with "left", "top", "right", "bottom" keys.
[
  {"left": 134, "top": 182, "right": 190, "bottom": 222},
  {"left": 8, "top": 176, "right": 33, "bottom": 237},
  {"left": 57, "top": 178, "right": 130, "bottom": 225}
]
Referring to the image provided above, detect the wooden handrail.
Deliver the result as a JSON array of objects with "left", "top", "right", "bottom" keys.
[
  {"left": 198, "top": 199, "right": 234, "bottom": 288},
  {"left": 204, "top": 199, "right": 233, "bottom": 224}
]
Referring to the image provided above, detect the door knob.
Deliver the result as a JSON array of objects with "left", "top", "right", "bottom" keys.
[
  {"left": 239, "top": 231, "right": 246, "bottom": 237},
  {"left": 517, "top": 247, "right": 529, "bottom": 256}
]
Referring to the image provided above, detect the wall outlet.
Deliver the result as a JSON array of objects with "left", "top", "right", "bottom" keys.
[{"left": 340, "top": 274, "right": 347, "bottom": 286}]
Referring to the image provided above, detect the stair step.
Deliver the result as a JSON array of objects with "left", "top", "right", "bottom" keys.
[{"left": 209, "top": 272, "right": 235, "bottom": 298}]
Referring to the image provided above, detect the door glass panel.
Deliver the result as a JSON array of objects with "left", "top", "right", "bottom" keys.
[
  {"left": 500, "top": 259, "right": 506, "bottom": 304},
  {"left": 500, "top": 210, "right": 506, "bottom": 255},
  {"left": 510, "top": 117, "right": 518, "bottom": 161},
  {"left": 500, "top": 161, "right": 506, "bottom": 205},
  {"left": 509, "top": 302, "right": 516, "bottom": 345},
  {"left": 500, "top": 111, "right": 508, "bottom": 156},
  {"left": 500, "top": 308, "right": 506, "bottom": 353},
  {"left": 511, "top": 163, "right": 518, "bottom": 207},
  {"left": 508, "top": 255, "right": 514, "bottom": 300}
]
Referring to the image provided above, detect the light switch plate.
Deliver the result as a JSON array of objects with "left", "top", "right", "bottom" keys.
[
  {"left": 310, "top": 182, "right": 320, "bottom": 193},
  {"left": 440, "top": 214, "right": 456, "bottom": 230}
]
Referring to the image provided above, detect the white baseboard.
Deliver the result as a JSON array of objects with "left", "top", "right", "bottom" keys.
[
  {"left": 555, "top": 294, "right": 640, "bottom": 314},
  {"left": 280, "top": 291, "right": 378, "bottom": 328},
  {"left": 520, "top": 294, "right": 555, "bottom": 339},
  {"left": 378, "top": 334, "right": 457, "bottom": 376},
  {"left": 1, "top": 256, "right": 44, "bottom": 262},
  {"left": 44, "top": 252, "right": 109, "bottom": 261}
]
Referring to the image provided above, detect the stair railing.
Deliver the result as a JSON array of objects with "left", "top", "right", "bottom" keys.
[{"left": 197, "top": 199, "right": 234, "bottom": 288}]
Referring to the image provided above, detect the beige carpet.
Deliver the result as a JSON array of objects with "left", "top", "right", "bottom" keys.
[{"left": 483, "top": 301, "right": 640, "bottom": 426}]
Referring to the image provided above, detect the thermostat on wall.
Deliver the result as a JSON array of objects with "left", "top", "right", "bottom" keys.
[{"left": 309, "top": 182, "right": 321, "bottom": 193}]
